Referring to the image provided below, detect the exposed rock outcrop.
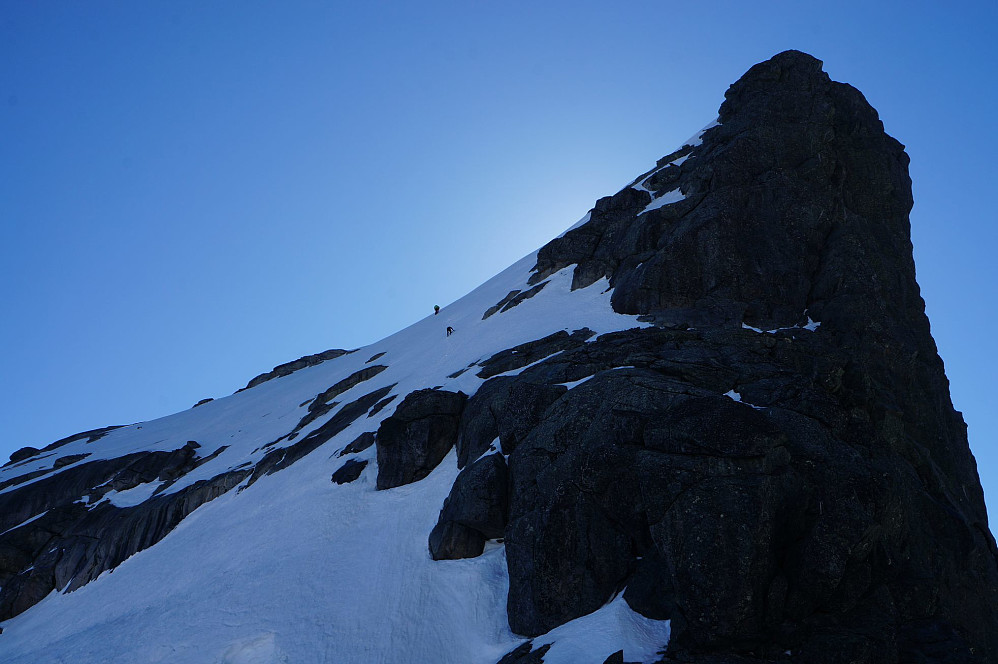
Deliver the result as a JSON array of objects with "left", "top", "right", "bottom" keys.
[
  {"left": 0, "top": 442, "right": 247, "bottom": 621},
  {"left": 41, "top": 425, "right": 123, "bottom": 453},
  {"left": 331, "top": 459, "right": 368, "bottom": 484},
  {"left": 250, "top": 384, "right": 394, "bottom": 486},
  {"left": 5, "top": 447, "right": 40, "bottom": 465},
  {"left": 496, "top": 642, "right": 551, "bottom": 664},
  {"left": 240, "top": 348, "right": 352, "bottom": 391},
  {"left": 482, "top": 282, "right": 548, "bottom": 320},
  {"left": 475, "top": 328, "right": 594, "bottom": 380},
  {"left": 429, "top": 452, "right": 508, "bottom": 559},
  {"left": 339, "top": 431, "right": 376, "bottom": 457},
  {"left": 375, "top": 389, "right": 467, "bottom": 490},
  {"left": 52, "top": 453, "right": 90, "bottom": 468},
  {"left": 287, "top": 365, "right": 389, "bottom": 438}
]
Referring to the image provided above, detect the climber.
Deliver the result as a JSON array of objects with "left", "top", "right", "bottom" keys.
[
  {"left": 434, "top": 305, "right": 440, "bottom": 315},
  {"left": 446, "top": 326, "right": 454, "bottom": 337}
]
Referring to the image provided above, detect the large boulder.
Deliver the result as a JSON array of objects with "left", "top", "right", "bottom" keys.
[
  {"left": 375, "top": 389, "right": 467, "bottom": 490},
  {"left": 429, "top": 453, "right": 509, "bottom": 560}
]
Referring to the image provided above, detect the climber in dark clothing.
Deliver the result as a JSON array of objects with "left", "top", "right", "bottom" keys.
[
  {"left": 446, "top": 326, "right": 454, "bottom": 337},
  {"left": 434, "top": 305, "right": 440, "bottom": 315}
]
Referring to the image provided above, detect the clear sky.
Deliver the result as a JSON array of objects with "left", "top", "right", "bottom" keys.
[{"left": 2, "top": 2, "right": 996, "bottom": 517}]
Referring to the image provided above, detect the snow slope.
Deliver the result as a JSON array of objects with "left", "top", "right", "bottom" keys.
[{"left": 0, "top": 207, "right": 669, "bottom": 662}]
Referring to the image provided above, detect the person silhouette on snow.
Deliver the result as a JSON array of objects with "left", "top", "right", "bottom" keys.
[
  {"left": 446, "top": 326, "right": 454, "bottom": 337},
  {"left": 434, "top": 305, "right": 440, "bottom": 315}
]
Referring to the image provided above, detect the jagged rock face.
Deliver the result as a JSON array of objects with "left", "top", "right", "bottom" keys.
[{"left": 462, "top": 50, "right": 997, "bottom": 662}]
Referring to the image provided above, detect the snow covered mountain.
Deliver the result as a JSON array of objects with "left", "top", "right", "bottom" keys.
[{"left": 1, "top": 51, "right": 996, "bottom": 664}]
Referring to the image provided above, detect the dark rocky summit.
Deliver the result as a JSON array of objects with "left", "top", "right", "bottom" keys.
[{"left": 428, "top": 50, "right": 997, "bottom": 662}]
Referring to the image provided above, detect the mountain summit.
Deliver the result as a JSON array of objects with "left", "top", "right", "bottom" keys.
[{"left": 1, "top": 51, "right": 995, "bottom": 664}]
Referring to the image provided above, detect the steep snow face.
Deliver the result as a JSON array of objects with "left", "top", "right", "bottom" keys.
[
  {"left": 0, "top": 209, "right": 662, "bottom": 662},
  {"left": 0, "top": 244, "right": 643, "bottom": 504},
  {"left": 4, "top": 451, "right": 518, "bottom": 664}
]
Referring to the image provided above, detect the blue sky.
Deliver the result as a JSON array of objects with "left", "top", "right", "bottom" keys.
[{"left": 2, "top": 2, "right": 996, "bottom": 516}]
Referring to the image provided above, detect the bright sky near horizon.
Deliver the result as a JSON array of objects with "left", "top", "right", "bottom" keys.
[{"left": 2, "top": 2, "right": 996, "bottom": 516}]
